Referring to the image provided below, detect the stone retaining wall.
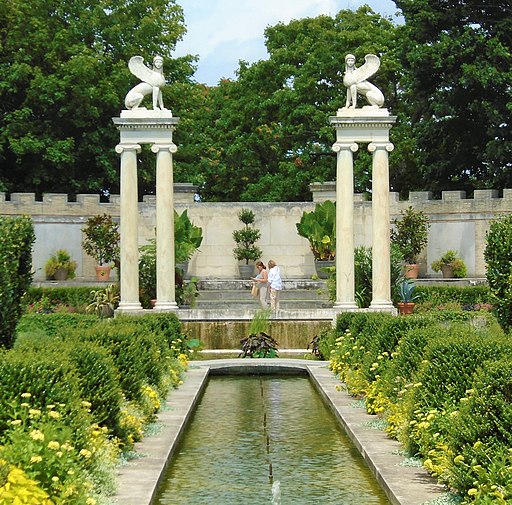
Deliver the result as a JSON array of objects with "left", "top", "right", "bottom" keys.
[{"left": 1, "top": 184, "right": 510, "bottom": 280}]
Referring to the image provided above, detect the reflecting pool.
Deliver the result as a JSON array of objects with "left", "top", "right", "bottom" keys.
[{"left": 154, "top": 375, "right": 391, "bottom": 504}]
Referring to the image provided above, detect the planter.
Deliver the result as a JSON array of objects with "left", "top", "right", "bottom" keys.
[
  {"left": 239, "top": 263, "right": 255, "bottom": 279},
  {"left": 53, "top": 267, "right": 68, "bottom": 281},
  {"left": 404, "top": 264, "right": 419, "bottom": 279},
  {"left": 441, "top": 264, "right": 453, "bottom": 278},
  {"left": 315, "top": 260, "right": 335, "bottom": 279},
  {"left": 176, "top": 261, "right": 189, "bottom": 279},
  {"left": 398, "top": 302, "right": 415, "bottom": 315},
  {"left": 95, "top": 265, "right": 112, "bottom": 282}
]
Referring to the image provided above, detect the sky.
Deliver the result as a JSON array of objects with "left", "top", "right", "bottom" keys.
[{"left": 173, "top": 0, "right": 402, "bottom": 86}]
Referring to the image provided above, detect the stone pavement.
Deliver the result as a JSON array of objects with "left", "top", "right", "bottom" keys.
[{"left": 112, "top": 359, "right": 447, "bottom": 505}]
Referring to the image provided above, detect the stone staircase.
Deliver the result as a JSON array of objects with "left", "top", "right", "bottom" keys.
[{"left": 195, "top": 279, "right": 331, "bottom": 310}]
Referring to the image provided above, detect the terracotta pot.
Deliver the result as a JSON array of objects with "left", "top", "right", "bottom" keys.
[
  {"left": 398, "top": 302, "right": 415, "bottom": 315},
  {"left": 95, "top": 265, "right": 111, "bottom": 281},
  {"left": 404, "top": 264, "right": 419, "bottom": 279}
]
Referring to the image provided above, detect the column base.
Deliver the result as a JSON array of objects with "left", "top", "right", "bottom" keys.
[
  {"left": 153, "top": 301, "right": 179, "bottom": 312},
  {"left": 117, "top": 301, "right": 143, "bottom": 311},
  {"left": 333, "top": 302, "right": 359, "bottom": 311},
  {"left": 368, "top": 301, "right": 397, "bottom": 314}
]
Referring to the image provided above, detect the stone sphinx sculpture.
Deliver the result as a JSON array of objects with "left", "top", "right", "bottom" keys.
[
  {"left": 343, "top": 54, "right": 384, "bottom": 109},
  {"left": 124, "top": 55, "right": 168, "bottom": 111}
]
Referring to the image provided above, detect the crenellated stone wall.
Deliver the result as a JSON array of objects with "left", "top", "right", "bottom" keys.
[{"left": 1, "top": 183, "right": 510, "bottom": 281}]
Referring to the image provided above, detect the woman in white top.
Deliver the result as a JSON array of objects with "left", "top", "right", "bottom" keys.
[
  {"left": 251, "top": 261, "right": 268, "bottom": 307},
  {"left": 267, "top": 259, "right": 282, "bottom": 311}
]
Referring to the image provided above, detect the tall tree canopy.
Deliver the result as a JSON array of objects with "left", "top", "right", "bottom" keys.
[
  {"left": 0, "top": 0, "right": 195, "bottom": 196},
  {"left": 174, "top": 7, "right": 402, "bottom": 201},
  {"left": 395, "top": 0, "right": 512, "bottom": 194}
]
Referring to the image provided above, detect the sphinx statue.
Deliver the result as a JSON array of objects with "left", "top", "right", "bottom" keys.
[
  {"left": 124, "top": 55, "right": 168, "bottom": 111},
  {"left": 343, "top": 54, "right": 384, "bottom": 109}
]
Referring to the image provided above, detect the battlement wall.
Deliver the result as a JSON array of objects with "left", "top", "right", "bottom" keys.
[{"left": 1, "top": 184, "right": 509, "bottom": 281}]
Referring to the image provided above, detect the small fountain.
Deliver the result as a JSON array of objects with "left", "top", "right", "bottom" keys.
[{"left": 271, "top": 480, "right": 281, "bottom": 504}]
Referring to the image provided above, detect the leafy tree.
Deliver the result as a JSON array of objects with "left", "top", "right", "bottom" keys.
[
  {"left": 189, "top": 8, "right": 402, "bottom": 201},
  {"left": 0, "top": 0, "right": 195, "bottom": 197},
  {"left": 395, "top": 0, "right": 512, "bottom": 195}
]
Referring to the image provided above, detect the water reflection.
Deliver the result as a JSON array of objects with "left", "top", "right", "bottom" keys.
[{"left": 154, "top": 376, "right": 391, "bottom": 505}]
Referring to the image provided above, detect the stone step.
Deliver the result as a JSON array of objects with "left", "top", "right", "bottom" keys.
[
  {"left": 195, "top": 299, "right": 332, "bottom": 310},
  {"left": 197, "top": 289, "right": 329, "bottom": 301}
]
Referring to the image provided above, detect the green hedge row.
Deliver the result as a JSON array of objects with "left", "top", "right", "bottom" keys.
[
  {"left": 0, "top": 216, "right": 35, "bottom": 348},
  {"left": 0, "top": 312, "right": 189, "bottom": 503},
  {"left": 323, "top": 310, "right": 512, "bottom": 503},
  {"left": 415, "top": 285, "right": 492, "bottom": 309}
]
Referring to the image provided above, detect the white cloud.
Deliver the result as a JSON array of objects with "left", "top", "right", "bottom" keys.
[{"left": 174, "top": 0, "right": 399, "bottom": 85}]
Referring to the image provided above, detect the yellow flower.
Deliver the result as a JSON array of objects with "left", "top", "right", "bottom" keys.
[
  {"left": 30, "top": 429, "right": 45, "bottom": 441},
  {"left": 48, "top": 411, "right": 60, "bottom": 419},
  {"left": 473, "top": 441, "right": 483, "bottom": 450},
  {"left": 61, "top": 443, "right": 74, "bottom": 451},
  {"left": 454, "top": 455, "right": 465, "bottom": 464},
  {"left": 81, "top": 401, "right": 92, "bottom": 409},
  {"left": 86, "top": 498, "right": 97, "bottom": 505},
  {"left": 29, "top": 408, "right": 42, "bottom": 417},
  {"left": 48, "top": 441, "right": 60, "bottom": 450},
  {"left": 468, "top": 489, "right": 478, "bottom": 496},
  {"left": 30, "top": 455, "right": 43, "bottom": 464},
  {"left": 21, "top": 392, "right": 32, "bottom": 398},
  {"left": 80, "top": 449, "right": 92, "bottom": 458},
  {"left": 10, "top": 419, "right": 22, "bottom": 426},
  {"left": 52, "top": 476, "right": 59, "bottom": 482}
]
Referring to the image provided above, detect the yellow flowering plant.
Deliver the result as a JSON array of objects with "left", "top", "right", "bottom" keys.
[{"left": 0, "top": 397, "right": 115, "bottom": 504}]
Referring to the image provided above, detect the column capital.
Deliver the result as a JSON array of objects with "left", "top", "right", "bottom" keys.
[
  {"left": 115, "top": 143, "right": 141, "bottom": 154},
  {"left": 151, "top": 143, "right": 177, "bottom": 154},
  {"left": 368, "top": 142, "right": 394, "bottom": 153},
  {"left": 332, "top": 142, "right": 359, "bottom": 153}
]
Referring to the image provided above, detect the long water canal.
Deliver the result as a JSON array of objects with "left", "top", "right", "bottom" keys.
[{"left": 154, "top": 375, "right": 391, "bottom": 504}]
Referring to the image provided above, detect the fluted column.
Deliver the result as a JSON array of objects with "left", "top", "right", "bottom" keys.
[
  {"left": 333, "top": 141, "right": 359, "bottom": 310},
  {"left": 152, "top": 143, "right": 178, "bottom": 311},
  {"left": 368, "top": 142, "right": 394, "bottom": 309},
  {"left": 116, "top": 143, "right": 142, "bottom": 311}
]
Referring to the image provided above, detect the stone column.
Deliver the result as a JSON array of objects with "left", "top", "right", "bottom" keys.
[
  {"left": 152, "top": 143, "right": 178, "bottom": 311},
  {"left": 116, "top": 143, "right": 142, "bottom": 311},
  {"left": 369, "top": 142, "right": 394, "bottom": 310},
  {"left": 333, "top": 141, "right": 359, "bottom": 310}
]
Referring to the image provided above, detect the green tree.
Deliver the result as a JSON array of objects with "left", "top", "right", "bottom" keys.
[
  {"left": 395, "top": 0, "right": 512, "bottom": 195},
  {"left": 0, "top": 0, "right": 195, "bottom": 197},
  {"left": 191, "top": 7, "right": 402, "bottom": 202}
]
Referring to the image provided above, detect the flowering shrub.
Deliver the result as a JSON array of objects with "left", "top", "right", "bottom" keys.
[
  {"left": 321, "top": 310, "right": 512, "bottom": 503},
  {"left": 0, "top": 395, "right": 117, "bottom": 504},
  {"left": 0, "top": 459, "right": 53, "bottom": 504}
]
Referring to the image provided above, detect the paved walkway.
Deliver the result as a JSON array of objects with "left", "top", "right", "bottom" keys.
[{"left": 112, "top": 359, "right": 447, "bottom": 505}]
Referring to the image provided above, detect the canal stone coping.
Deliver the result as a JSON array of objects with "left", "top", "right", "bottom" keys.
[{"left": 112, "top": 359, "right": 447, "bottom": 505}]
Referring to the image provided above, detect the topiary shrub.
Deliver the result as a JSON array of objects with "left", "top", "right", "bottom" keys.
[
  {"left": 0, "top": 216, "right": 35, "bottom": 349},
  {"left": 484, "top": 213, "right": 512, "bottom": 331}
]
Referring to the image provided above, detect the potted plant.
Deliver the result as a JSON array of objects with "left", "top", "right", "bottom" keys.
[
  {"left": 390, "top": 206, "right": 430, "bottom": 279},
  {"left": 44, "top": 249, "right": 77, "bottom": 281},
  {"left": 86, "top": 284, "right": 119, "bottom": 317},
  {"left": 431, "top": 250, "right": 467, "bottom": 278},
  {"left": 233, "top": 208, "right": 262, "bottom": 278},
  {"left": 139, "top": 239, "right": 157, "bottom": 308},
  {"left": 296, "top": 200, "right": 335, "bottom": 278},
  {"left": 177, "top": 277, "right": 199, "bottom": 308},
  {"left": 82, "top": 214, "right": 120, "bottom": 281},
  {"left": 397, "top": 279, "right": 420, "bottom": 315},
  {"left": 175, "top": 209, "right": 203, "bottom": 278}
]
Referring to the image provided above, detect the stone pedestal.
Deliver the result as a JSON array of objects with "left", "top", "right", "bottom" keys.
[
  {"left": 113, "top": 111, "right": 179, "bottom": 312},
  {"left": 330, "top": 108, "right": 397, "bottom": 312}
]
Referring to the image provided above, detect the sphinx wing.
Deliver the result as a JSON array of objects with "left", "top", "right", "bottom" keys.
[
  {"left": 344, "top": 54, "right": 380, "bottom": 85},
  {"left": 128, "top": 56, "right": 162, "bottom": 86}
]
